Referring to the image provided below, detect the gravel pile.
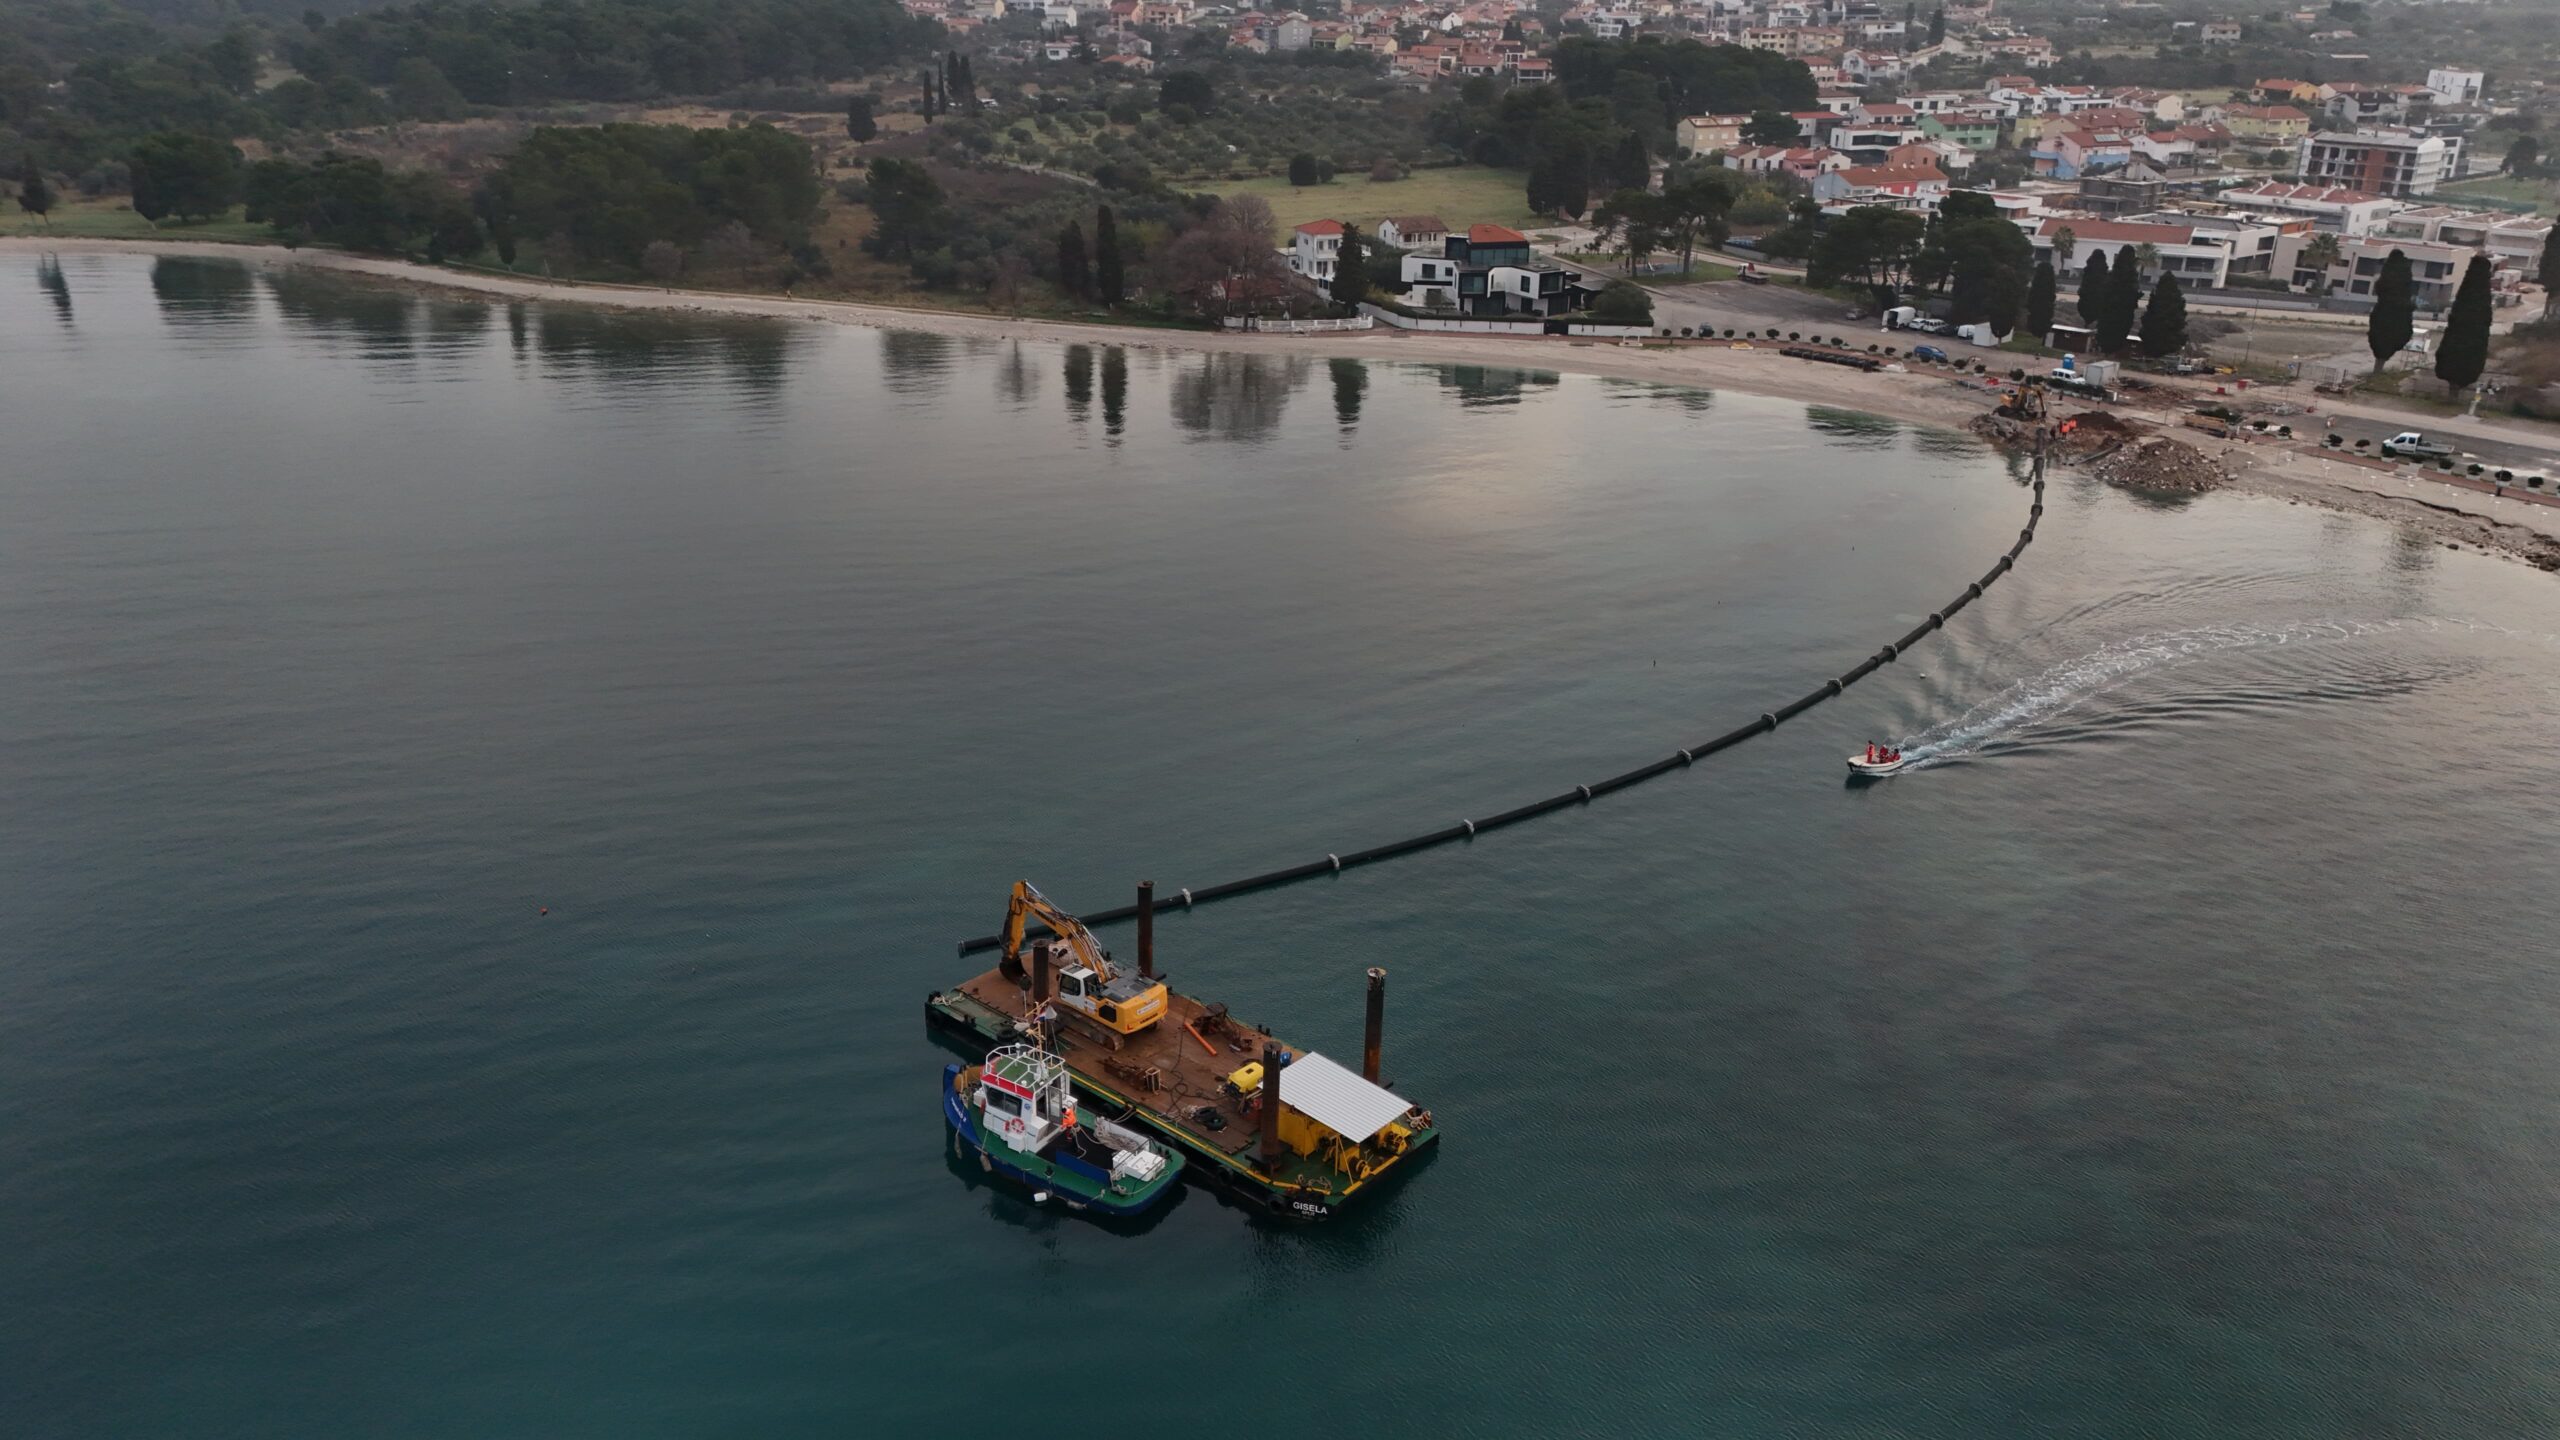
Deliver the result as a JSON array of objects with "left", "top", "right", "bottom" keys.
[{"left": 2093, "top": 437, "right": 2233, "bottom": 494}]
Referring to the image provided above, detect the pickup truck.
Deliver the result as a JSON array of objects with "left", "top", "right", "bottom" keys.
[{"left": 2381, "top": 430, "right": 2456, "bottom": 460}]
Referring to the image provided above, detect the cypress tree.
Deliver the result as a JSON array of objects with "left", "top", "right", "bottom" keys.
[
  {"left": 2138, "top": 272, "right": 2188, "bottom": 357},
  {"left": 1333, "top": 223, "right": 1369, "bottom": 305},
  {"left": 921, "top": 70, "right": 937, "bottom": 122},
  {"left": 2109, "top": 245, "right": 2150, "bottom": 353},
  {"left": 1093, "top": 205, "right": 1124, "bottom": 306},
  {"left": 2076, "top": 248, "right": 2108, "bottom": 325},
  {"left": 2434, "top": 254, "right": 2493, "bottom": 393},
  {"left": 2366, "top": 248, "right": 2414, "bottom": 373},
  {"left": 846, "top": 95, "right": 876, "bottom": 142},
  {"left": 2025, "top": 254, "right": 2056, "bottom": 341},
  {"left": 1612, "top": 130, "right": 1650, "bottom": 192},
  {"left": 1057, "top": 220, "right": 1089, "bottom": 298}
]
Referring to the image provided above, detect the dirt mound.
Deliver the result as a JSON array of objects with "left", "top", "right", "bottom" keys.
[
  {"left": 2051, "top": 409, "right": 2137, "bottom": 455},
  {"left": 2093, "top": 436, "right": 2232, "bottom": 494}
]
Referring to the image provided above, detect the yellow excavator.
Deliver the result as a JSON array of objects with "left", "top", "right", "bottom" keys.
[{"left": 996, "top": 881, "right": 1169, "bottom": 1048}]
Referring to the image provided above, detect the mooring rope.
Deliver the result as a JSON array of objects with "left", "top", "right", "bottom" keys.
[{"left": 957, "top": 446, "right": 2051, "bottom": 955}]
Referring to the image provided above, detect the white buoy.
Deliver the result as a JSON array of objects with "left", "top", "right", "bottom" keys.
[{"left": 1032, "top": 1190, "right": 1050, "bottom": 1204}]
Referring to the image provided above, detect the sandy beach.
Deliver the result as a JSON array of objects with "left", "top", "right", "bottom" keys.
[{"left": 13, "top": 234, "right": 2557, "bottom": 574}]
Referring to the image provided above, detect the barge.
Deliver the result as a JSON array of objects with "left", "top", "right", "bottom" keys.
[{"left": 927, "top": 881, "right": 1438, "bottom": 1220}]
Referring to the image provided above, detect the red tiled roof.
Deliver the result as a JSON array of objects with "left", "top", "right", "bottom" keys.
[
  {"left": 1838, "top": 161, "right": 1946, "bottom": 186},
  {"left": 1295, "top": 219, "right": 1344, "bottom": 235},
  {"left": 1466, "top": 223, "right": 1526, "bottom": 244}
]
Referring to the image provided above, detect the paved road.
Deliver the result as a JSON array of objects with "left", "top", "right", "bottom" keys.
[{"left": 2317, "top": 412, "right": 2560, "bottom": 475}]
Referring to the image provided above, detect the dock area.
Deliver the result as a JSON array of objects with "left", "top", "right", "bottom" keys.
[{"left": 928, "top": 940, "right": 1437, "bottom": 1220}]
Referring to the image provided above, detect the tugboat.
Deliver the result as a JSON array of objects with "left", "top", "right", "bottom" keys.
[{"left": 945, "top": 1043, "right": 1184, "bottom": 1217}]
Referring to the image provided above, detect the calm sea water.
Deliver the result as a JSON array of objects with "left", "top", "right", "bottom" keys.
[{"left": 7, "top": 254, "right": 2560, "bottom": 1439}]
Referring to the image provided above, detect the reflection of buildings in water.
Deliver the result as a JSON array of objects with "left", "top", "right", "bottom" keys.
[
  {"left": 37, "top": 256, "right": 72, "bottom": 326},
  {"left": 1434, "top": 364, "right": 1559, "bottom": 408},
  {"left": 880, "top": 329, "right": 955, "bottom": 397},
  {"left": 1169, "top": 352, "right": 1311, "bottom": 444},
  {"left": 1329, "top": 357, "right": 1366, "bottom": 434},
  {"left": 1101, "top": 347, "right": 1128, "bottom": 440},
  {"left": 1064, "top": 344, "right": 1093, "bottom": 423}
]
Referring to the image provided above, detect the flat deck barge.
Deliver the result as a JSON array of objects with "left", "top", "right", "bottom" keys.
[{"left": 927, "top": 956, "right": 1438, "bottom": 1221}]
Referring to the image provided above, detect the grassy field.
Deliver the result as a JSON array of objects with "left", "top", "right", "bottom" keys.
[
  {"left": 2435, "top": 173, "right": 2560, "bottom": 215},
  {"left": 1210, "top": 165, "right": 1540, "bottom": 240},
  {"left": 1, "top": 195, "right": 271, "bottom": 243}
]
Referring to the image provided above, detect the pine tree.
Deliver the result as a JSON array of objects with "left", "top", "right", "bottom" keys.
[
  {"left": 1093, "top": 205, "right": 1124, "bottom": 306},
  {"left": 2137, "top": 272, "right": 2187, "bottom": 358},
  {"left": 1334, "top": 223, "right": 1369, "bottom": 305},
  {"left": 2366, "top": 248, "right": 2414, "bottom": 373},
  {"left": 1929, "top": 7, "right": 1945, "bottom": 44},
  {"left": 2434, "top": 254, "right": 2493, "bottom": 394},
  {"left": 2025, "top": 254, "right": 2056, "bottom": 341},
  {"left": 2076, "top": 248, "right": 2108, "bottom": 325},
  {"left": 1057, "top": 220, "right": 1089, "bottom": 298},
  {"left": 19, "top": 168, "right": 55, "bottom": 227}
]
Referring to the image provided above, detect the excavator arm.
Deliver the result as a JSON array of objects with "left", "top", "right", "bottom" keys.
[{"left": 996, "top": 881, "right": 1114, "bottom": 984}]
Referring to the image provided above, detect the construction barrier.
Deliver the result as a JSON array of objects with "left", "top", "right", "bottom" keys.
[{"left": 955, "top": 449, "right": 2053, "bottom": 954}]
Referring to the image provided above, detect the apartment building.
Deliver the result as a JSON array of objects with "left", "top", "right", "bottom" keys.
[{"left": 2295, "top": 128, "right": 2462, "bottom": 198}]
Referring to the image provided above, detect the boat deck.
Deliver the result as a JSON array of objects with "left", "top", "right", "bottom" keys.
[
  {"left": 940, "top": 966, "right": 1436, "bottom": 1205},
  {"left": 953, "top": 966, "right": 1289, "bottom": 1157}
]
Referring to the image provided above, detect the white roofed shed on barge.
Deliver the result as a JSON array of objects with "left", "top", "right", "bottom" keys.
[{"left": 1276, "top": 1052, "right": 1414, "bottom": 1140}]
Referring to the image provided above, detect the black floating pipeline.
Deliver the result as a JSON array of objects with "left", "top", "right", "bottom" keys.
[{"left": 954, "top": 455, "right": 2052, "bottom": 955}]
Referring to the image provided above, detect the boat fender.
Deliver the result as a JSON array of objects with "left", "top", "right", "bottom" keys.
[
  {"left": 1463, "top": 819, "right": 1477, "bottom": 835},
  {"left": 1880, "top": 643, "right": 1899, "bottom": 660},
  {"left": 1576, "top": 785, "right": 1592, "bottom": 802},
  {"left": 1180, "top": 888, "right": 1193, "bottom": 908},
  {"left": 1678, "top": 749, "right": 1694, "bottom": 764},
  {"left": 1928, "top": 613, "right": 1943, "bottom": 628},
  {"left": 1824, "top": 680, "right": 1842, "bottom": 697},
  {"left": 1328, "top": 854, "right": 1341, "bottom": 872},
  {"left": 979, "top": 1152, "right": 992, "bottom": 1174},
  {"left": 1759, "top": 713, "right": 1778, "bottom": 731}
]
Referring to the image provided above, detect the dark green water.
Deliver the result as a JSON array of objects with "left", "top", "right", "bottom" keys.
[{"left": 7, "top": 254, "right": 2560, "bottom": 1439}]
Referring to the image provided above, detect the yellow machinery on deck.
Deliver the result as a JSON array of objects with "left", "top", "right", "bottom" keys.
[{"left": 997, "top": 881, "right": 1170, "bottom": 1047}]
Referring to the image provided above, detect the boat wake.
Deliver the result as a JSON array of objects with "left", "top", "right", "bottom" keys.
[{"left": 1887, "top": 617, "right": 2530, "bottom": 769}]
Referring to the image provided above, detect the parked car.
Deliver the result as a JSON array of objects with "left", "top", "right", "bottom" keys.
[
  {"left": 1903, "top": 316, "right": 1950, "bottom": 335},
  {"left": 1910, "top": 344, "right": 1950, "bottom": 363}
]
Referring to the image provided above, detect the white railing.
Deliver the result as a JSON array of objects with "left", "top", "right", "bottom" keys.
[
  {"left": 1219, "top": 315, "right": 1376, "bottom": 333},
  {"left": 1357, "top": 303, "right": 1547, "bottom": 334}
]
